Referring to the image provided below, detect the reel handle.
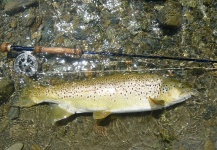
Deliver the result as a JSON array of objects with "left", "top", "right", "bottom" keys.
[{"left": 1, "top": 42, "right": 11, "bottom": 52}]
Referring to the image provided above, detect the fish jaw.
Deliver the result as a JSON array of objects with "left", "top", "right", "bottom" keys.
[{"left": 167, "top": 88, "right": 198, "bottom": 106}]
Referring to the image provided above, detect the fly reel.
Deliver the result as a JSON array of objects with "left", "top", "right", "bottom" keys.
[{"left": 14, "top": 52, "right": 38, "bottom": 76}]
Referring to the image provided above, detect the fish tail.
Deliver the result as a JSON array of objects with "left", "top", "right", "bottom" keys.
[{"left": 11, "top": 85, "right": 36, "bottom": 107}]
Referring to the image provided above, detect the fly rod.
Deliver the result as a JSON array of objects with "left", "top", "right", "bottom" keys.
[{"left": 1, "top": 42, "right": 217, "bottom": 63}]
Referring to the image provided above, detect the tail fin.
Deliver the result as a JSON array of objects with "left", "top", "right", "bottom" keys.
[{"left": 11, "top": 81, "right": 37, "bottom": 107}]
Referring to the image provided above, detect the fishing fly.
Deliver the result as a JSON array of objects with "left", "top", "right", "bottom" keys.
[{"left": 1, "top": 42, "right": 217, "bottom": 76}]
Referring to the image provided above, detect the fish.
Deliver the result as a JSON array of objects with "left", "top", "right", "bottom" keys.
[{"left": 14, "top": 73, "right": 197, "bottom": 123}]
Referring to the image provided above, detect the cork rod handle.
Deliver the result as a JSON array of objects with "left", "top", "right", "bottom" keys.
[
  {"left": 1, "top": 42, "right": 83, "bottom": 56},
  {"left": 34, "top": 46, "right": 82, "bottom": 56}
]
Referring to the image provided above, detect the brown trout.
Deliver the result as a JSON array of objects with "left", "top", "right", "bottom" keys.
[{"left": 15, "top": 73, "right": 197, "bottom": 123}]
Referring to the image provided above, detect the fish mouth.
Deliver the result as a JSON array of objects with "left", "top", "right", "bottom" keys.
[
  {"left": 168, "top": 88, "right": 198, "bottom": 106},
  {"left": 180, "top": 88, "right": 198, "bottom": 97}
]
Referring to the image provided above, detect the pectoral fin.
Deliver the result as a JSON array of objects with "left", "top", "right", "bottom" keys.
[
  {"left": 48, "top": 104, "right": 73, "bottom": 124},
  {"left": 149, "top": 97, "right": 165, "bottom": 106},
  {"left": 93, "top": 111, "right": 111, "bottom": 120}
]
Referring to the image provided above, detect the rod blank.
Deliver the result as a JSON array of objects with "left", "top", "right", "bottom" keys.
[{"left": 84, "top": 51, "right": 217, "bottom": 63}]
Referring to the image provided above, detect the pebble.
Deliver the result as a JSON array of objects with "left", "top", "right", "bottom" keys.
[
  {"left": 31, "top": 31, "right": 42, "bottom": 42},
  {"left": 203, "top": 0, "right": 213, "bottom": 5},
  {"left": 6, "top": 32, "right": 12, "bottom": 39},
  {"left": 215, "top": 140, "right": 217, "bottom": 149},
  {"left": 5, "top": 142, "right": 23, "bottom": 150},
  {"left": 72, "top": 28, "right": 87, "bottom": 40},
  {"left": 8, "top": 106, "right": 20, "bottom": 120},
  {"left": 10, "top": 20, "right": 17, "bottom": 28},
  {"left": 204, "top": 139, "right": 215, "bottom": 150},
  {"left": 21, "top": 8, "right": 36, "bottom": 27}
]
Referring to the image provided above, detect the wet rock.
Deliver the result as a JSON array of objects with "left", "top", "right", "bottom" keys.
[
  {"left": 215, "top": 140, "right": 217, "bottom": 149},
  {"left": 4, "top": 0, "right": 38, "bottom": 16},
  {"left": 0, "top": 32, "right": 4, "bottom": 39},
  {"left": 0, "top": 77, "right": 15, "bottom": 105},
  {"left": 41, "top": 19, "right": 54, "bottom": 41},
  {"left": 72, "top": 28, "right": 87, "bottom": 40},
  {"left": 8, "top": 106, "right": 20, "bottom": 120},
  {"left": 157, "top": 0, "right": 182, "bottom": 28},
  {"left": 204, "top": 139, "right": 215, "bottom": 150},
  {"left": 21, "top": 8, "right": 36, "bottom": 27},
  {"left": 5, "top": 142, "right": 23, "bottom": 150},
  {"left": 0, "top": 2, "right": 4, "bottom": 10},
  {"left": 31, "top": 144, "right": 42, "bottom": 150},
  {"left": 203, "top": 0, "right": 213, "bottom": 5},
  {"left": 10, "top": 20, "right": 17, "bottom": 28},
  {"left": 31, "top": 31, "right": 42, "bottom": 42},
  {"left": 202, "top": 106, "right": 217, "bottom": 120},
  {"left": 6, "top": 32, "right": 12, "bottom": 39},
  {"left": 110, "top": 16, "right": 120, "bottom": 25}
]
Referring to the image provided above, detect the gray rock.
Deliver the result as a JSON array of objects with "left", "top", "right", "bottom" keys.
[
  {"left": 4, "top": 0, "right": 38, "bottom": 16},
  {"left": 72, "top": 28, "right": 87, "bottom": 40},
  {"left": 157, "top": 1, "right": 182, "bottom": 28},
  {"left": 8, "top": 106, "right": 20, "bottom": 120},
  {"left": 21, "top": 8, "right": 36, "bottom": 27},
  {"left": 5, "top": 142, "right": 23, "bottom": 150}
]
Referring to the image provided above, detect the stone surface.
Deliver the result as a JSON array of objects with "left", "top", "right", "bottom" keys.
[
  {"left": 4, "top": 0, "right": 38, "bottom": 16},
  {"left": 5, "top": 142, "right": 23, "bottom": 150},
  {"left": 8, "top": 106, "right": 20, "bottom": 120},
  {"left": 157, "top": 0, "right": 182, "bottom": 28}
]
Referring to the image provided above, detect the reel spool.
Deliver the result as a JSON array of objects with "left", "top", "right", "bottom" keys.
[{"left": 14, "top": 52, "right": 38, "bottom": 76}]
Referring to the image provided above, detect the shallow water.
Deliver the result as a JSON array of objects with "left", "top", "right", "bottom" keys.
[{"left": 0, "top": 0, "right": 217, "bottom": 149}]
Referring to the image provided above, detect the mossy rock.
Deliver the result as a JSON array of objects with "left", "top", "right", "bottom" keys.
[{"left": 158, "top": 0, "right": 182, "bottom": 28}]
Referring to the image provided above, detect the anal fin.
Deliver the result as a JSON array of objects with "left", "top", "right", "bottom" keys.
[{"left": 48, "top": 104, "right": 73, "bottom": 125}]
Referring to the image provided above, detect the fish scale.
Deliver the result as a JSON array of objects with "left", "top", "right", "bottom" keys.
[{"left": 15, "top": 73, "right": 197, "bottom": 123}]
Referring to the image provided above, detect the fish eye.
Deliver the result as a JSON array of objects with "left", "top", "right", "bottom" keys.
[{"left": 180, "top": 84, "right": 185, "bottom": 88}]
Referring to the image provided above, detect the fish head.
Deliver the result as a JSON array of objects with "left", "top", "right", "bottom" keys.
[{"left": 157, "top": 79, "right": 198, "bottom": 107}]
